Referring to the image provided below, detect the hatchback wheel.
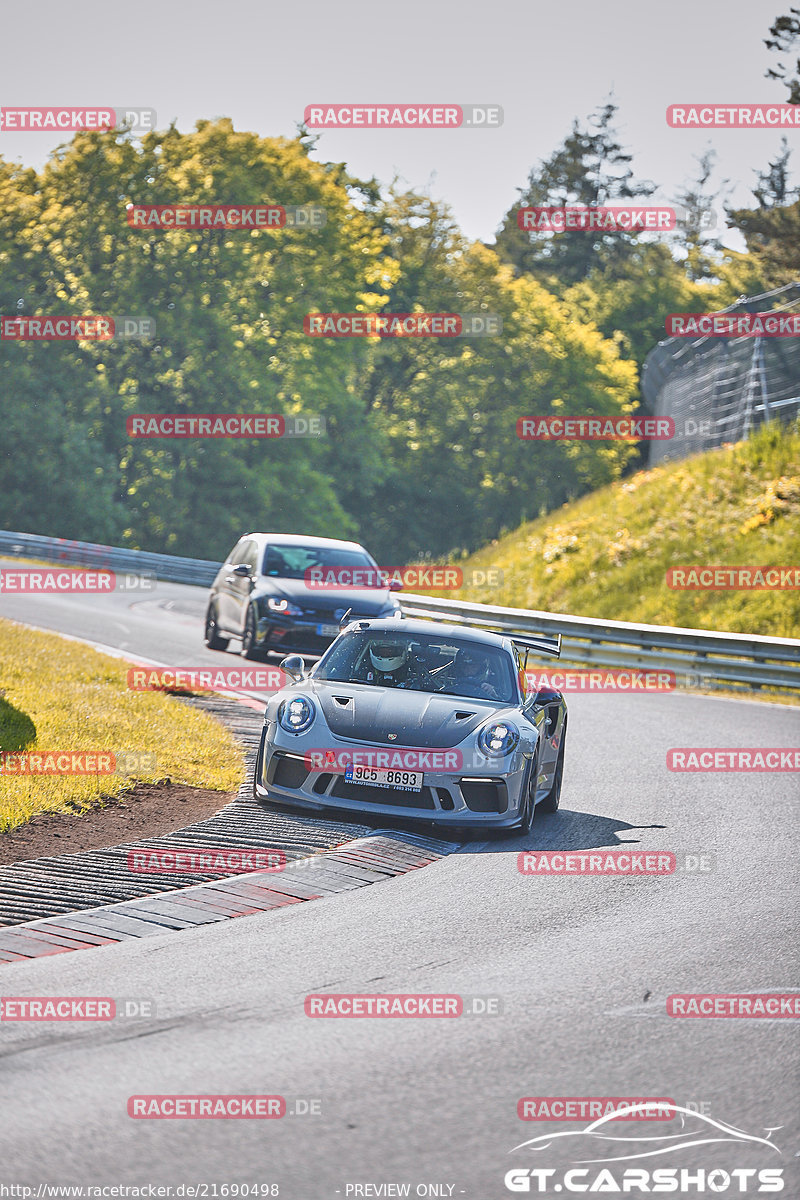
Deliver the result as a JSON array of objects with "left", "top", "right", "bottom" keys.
[
  {"left": 241, "top": 607, "right": 265, "bottom": 660},
  {"left": 204, "top": 605, "right": 229, "bottom": 651}
]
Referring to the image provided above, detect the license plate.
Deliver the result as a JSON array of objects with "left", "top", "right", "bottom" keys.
[
  {"left": 316, "top": 624, "right": 339, "bottom": 637},
  {"left": 345, "top": 765, "right": 423, "bottom": 792}
]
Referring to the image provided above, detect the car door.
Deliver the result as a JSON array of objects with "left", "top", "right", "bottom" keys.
[
  {"left": 217, "top": 539, "right": 248, "bottom": 631},
  {"left": 517, "top": 648, "right": 559, "bottom": 791},
  {"left": 227, "top": 538, "right": 258, "bottom": 634}
]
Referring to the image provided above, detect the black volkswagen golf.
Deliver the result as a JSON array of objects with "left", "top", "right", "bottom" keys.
[{"left": 204, "top": 533, "right": 402, "bottom": 659}]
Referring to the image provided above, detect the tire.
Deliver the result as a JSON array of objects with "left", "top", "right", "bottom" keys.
[
  {"left": 253, "top": 725, "right": 268, "bottom": 802},
  {"left": 241, "top": 606, "right": 265, "bottom": 660},
  {"left": 538, "top": 719, "right": 567, "bottom": 814},
  {"left": 518, "top": 745, "right": 541, "bottom": 835},
  {"left": 204, "top": 605, "right": 229, "bottom": 651}
]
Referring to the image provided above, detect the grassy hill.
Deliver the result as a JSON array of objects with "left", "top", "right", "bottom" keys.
[{"left": 436, "top": 422, "right": 800, "bottom": 638}]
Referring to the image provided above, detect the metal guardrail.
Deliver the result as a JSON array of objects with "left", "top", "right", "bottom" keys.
[
  {"left": 1, "top": 529, "right": 797, "bottom": 693},
  {"left": 398, "top": 594, "right": 800, "bottom": 693},
  {"left": 0, "top": 529, "right": 221, "bottom": 587}
]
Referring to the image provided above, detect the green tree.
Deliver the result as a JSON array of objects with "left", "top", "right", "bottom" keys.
[
  {"left": 360, "top": 229, "right": 639, "bottom": 560},
  {"left": 671, "top": 150, "right": 732, "bottom": 283},
  {"left": 752, "top": 137, "right": 796, "bottom": 207},
  {"left": 494, "top": 100, "right": 657, "bottom": 289},
  {"left": 765, "top": 7, "right": 800, "bottom": 102},
  {"left": 0, "top": 160, "right": 124, "bottom": 539},
  {"left": 1, "top": 122, "right": 393, "bottom": 559},
  {"left": 726, "top": 198, "right": 800, "bottom": 284}
]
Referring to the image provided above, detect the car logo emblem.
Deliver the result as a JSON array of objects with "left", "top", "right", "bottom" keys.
[{"left": 388, "top": 733, "right": 397, "bottom": 740}]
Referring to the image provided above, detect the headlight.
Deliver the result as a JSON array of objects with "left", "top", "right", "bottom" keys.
[
  {"left": 477, "top": 722, "right": 519, "bottom": 757},
  {"left": 267, "top": 596, "right": 303, "bottom": 617},
  {"left": 278, "top": 696, "right": 316, "bottom": 733}
]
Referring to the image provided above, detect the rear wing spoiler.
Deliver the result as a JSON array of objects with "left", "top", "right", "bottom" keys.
[{"left": 511, "top": 633, "right": 562, "bottom": 662}]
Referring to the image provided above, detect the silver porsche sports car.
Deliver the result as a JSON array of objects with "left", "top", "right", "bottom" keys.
[{"left": 253, "top": 616, "right": 567, "bottom": 832}]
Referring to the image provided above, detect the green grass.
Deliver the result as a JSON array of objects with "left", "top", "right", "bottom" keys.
[
  {"left": 0, "top": 619, "right": 244, "bottom": 832},
  {"left": 438, "top": 422, "right": 800, "bottom": 638}
]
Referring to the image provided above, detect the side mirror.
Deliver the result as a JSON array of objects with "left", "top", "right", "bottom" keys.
[
  {"left": 280, "top": 654, "right": 306, "bottom": 683},
  {"left": 388, "top": 579, "right": 403, "bottom": 592},
  {"left": 232, "top": 563, "right": 251, "bottom": 578}
]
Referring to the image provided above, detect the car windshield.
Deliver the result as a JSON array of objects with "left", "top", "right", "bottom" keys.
[
  {"left": 313, "top": 629, "right": 517, "bottom": 703},
  {"left": 262, "top": 544, "right": 375, "bottom": 580}
]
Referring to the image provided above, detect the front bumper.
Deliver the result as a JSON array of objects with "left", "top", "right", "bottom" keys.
[
  {"left": 253, "top": 729, "right": 529, "bottom": 830},
  {"left": 255, "top": 616, "right": 336, "bottom": 656}
]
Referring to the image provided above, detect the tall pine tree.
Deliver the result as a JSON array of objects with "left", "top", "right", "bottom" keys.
[{"left": 494, "top": 100, "right": 656, "bottom": 289}]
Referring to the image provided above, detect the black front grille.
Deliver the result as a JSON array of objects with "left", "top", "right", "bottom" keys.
[
  {"left": 460, "top": 778, "right": 507, "bottom": 813},
  {"left": 272, "top": 629, "right": 331, "bottom": 652},
  {"left": 330, "top": 777, "right": 436, "bottom": 809},
  {"left": 268, "top": 753, "right": 309, "bottom": 790}
]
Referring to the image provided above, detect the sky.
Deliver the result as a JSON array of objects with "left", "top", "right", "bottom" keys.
[{"left": 2, "top": 0, "right": 795, "bottom": 248}]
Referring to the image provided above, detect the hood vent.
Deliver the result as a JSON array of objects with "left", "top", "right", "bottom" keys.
[{"left": 315, "top": 690, "right": 487, "bottom": 746}]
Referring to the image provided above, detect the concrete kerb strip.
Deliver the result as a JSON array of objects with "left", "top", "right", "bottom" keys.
[
  {"left": 0, "top": 621, "right": 458, "bottom": 963},
  {"left": 0, "top": 833, "right": 458, "bottom": 964}
]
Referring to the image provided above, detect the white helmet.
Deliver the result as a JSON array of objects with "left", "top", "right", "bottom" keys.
[{"left": 369, "top": 640, "right": 409, "bottom": 673}]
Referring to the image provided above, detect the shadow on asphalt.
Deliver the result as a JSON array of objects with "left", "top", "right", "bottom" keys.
[
  {"left": 459, "top": 807, "right": 668, "bottom": 854},
  {"left": 255, "top": 799, "right": 667, "bottom": 858}
]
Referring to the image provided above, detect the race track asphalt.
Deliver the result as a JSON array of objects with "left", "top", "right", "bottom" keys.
[{"left": 0, "top": 572, "right": 797, "bottom": 1195}]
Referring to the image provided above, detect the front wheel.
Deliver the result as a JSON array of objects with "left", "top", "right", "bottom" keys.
[
  {"left": 253, "top": 725, "right": 268, "bottom": 802},
  {"left": 204, "top": 605, "right": 229, "bottom": 651},
  {"left": 241, "top": 607, "right": 265, "bottom": 660},
  {"left": 518, "top": 746, "right": 541, "bottom": 835}
]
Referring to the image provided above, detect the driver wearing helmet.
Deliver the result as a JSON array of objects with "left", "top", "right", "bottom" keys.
[
  {"left": 451, "top": 647, "right": 500, "bottom": 699},
  {"left": 363, "top": 639, "right": 416, "bottom": 687}
]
